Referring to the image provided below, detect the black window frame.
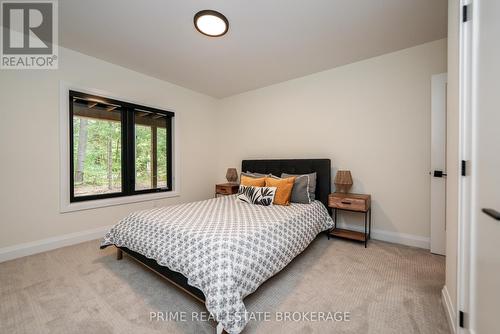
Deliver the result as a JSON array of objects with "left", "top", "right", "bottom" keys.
[{"left": 69, "top": 90, "right": 174, "bottom": 203}]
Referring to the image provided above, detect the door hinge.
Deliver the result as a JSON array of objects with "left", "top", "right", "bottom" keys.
[
  {"left": 461, "top": 160, "right": 468, "bottom": 176},
  {"left": 463, "top": 4, "right": 471, "bottom": 22},
  {"left": 459, "top": 310, "right": 465, "bottom": 328}
]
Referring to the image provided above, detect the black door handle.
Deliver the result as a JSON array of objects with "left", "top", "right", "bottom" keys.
[
  {"left": 433, "top": 170, "right": 447, "bottom": 178},
  {"left": 482, "top": 208, "right": 500, "bottom": 221}
]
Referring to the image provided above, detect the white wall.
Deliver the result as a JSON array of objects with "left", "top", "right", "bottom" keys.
[
  {"left": 216, "top": 39, "right": 447, "bottom": 246},
  {"left": 0, "top": 39, "right": 447, "bottom": 257},
  {"left": 0, "top": 47, "right": 218, "bottom": 250}
]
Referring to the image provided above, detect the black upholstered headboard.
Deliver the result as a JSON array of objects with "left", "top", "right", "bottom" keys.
[{"left": 241, "top": 159, "right": 331, "bottom": 209}]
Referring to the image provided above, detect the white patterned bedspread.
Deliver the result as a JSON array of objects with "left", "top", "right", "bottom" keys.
[{"left": 101, "top": 195, "right": 333, "bottom": 333}]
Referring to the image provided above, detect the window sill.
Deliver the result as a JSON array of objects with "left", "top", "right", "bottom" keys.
[{"left": 60, "top": 191, "right": 179, "bottom": 213}]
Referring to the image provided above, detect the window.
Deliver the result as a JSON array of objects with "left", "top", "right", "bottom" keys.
[{"left": 69, "top": 90, "right": 173, "bottom": 202}]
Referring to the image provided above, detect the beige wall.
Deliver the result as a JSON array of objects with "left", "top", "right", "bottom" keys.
[
  {"left": 216, "top": 39, "right": 447, "bottom": 244},
  {"left": 445, "top": 0, "right": 460, "bottom": 317},
  {"left": 0, "top": 47, "right": 218, "bottom": 248},
  {"left": 0, "top": 39, "right": 448, "bottom": 253}
]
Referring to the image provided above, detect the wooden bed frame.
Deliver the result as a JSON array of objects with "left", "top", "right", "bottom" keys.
[
  {"left": 116, "top": 246, "right": 205, "bottom": 302},
  {"left": 114, "top": 159, "right": 332, "bottom": 312}
]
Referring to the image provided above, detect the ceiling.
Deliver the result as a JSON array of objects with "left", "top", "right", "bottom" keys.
[{"left": 60, "top": 0, "right": 447, "bottom": 98}]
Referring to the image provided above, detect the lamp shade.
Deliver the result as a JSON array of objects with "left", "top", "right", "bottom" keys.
[
  {"left": 334, "top": 170, "right": 353, "bottom": 193},
  {"left": 226, "top": 168, "right": 238, "bottom": 183}
]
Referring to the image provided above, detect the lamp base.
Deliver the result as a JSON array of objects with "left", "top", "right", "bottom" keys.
[{"left": 335, "top": 184, "right": 352, "bottom": 193}]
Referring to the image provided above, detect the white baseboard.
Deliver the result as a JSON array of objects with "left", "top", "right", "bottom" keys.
[
  {"left": 442, "top": 286, "right": 456, "bottom": 334},
  {"left": 0, "top": 225, "right": 112, "bottom": 263},
  {"left": 335, "top": 222, "right": 430, "bottom": 249}
]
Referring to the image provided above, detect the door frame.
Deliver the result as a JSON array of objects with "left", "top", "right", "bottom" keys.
[{"left": 457, "top": 0, "right": 474, "bottom": 332}]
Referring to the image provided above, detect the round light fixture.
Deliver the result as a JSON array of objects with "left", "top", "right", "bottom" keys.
[{"left": 194, "top": 10, "right": 229, "bottom": 37}]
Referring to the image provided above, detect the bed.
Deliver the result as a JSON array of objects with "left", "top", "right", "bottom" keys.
[{"left": 100, "top": 159, "right": 334, "bottom": 334}]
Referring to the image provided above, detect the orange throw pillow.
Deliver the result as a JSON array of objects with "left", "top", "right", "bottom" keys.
[
  {"left": 265, "top": 177, "right": 296, "bottom": 205},
  {"left": 240, "top": 175, "right": 266, "bottom": 187}
]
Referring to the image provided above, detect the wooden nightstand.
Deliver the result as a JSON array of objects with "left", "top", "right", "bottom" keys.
[
  {"left": 215, "top": 183, "right": 239, "bottom": 197},
  {"left": 327, "top": 193, "right": 372, "bottom": 247}
]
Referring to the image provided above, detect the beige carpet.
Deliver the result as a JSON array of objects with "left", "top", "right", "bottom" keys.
[{"left": 0, "top": 236, "right": 449, "bottom": 334}]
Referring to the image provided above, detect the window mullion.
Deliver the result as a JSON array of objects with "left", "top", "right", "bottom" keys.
[
  {"left": 124, "top": 108, "right": 135, "bottom": 195},
  {"left": 166, "top": 116, "right": 173, "bottom": 191}
]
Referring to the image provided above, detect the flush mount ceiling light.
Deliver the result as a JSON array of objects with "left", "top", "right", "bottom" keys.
[{"left": 194, "top": 10, "right": 229, "bottom": 37}]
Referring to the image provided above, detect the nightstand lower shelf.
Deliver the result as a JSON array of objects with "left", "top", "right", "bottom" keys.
[
  {"left": 328, "top": 205, "right": 371, "bottom": 247},
  {"left": 328, "top": 228, "right": 367, "bottom": 242}
]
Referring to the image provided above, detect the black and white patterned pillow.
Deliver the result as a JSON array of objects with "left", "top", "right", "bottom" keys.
[{"left": 237, "top": 185, "right": 277, "bottom": 206}]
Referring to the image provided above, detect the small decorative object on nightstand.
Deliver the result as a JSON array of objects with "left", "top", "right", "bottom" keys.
[
  {"left": 334, "top": 170, "right": 353, "bottom": 193},
  {"left": 215, "top": 183, "right": 239, "bottom": 197},
  {"left": 225, "top": 168, "right": 238, "bottom": 183},
  {"left": 328, "top": 192, "right": 372, "bottom": 247}
]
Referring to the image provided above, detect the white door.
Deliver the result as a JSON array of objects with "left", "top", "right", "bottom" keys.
[
  {"left": 430, "top": 73, "right": 447, "bottom": 255},
  {"left": 469, "top": 1, "right": 500, "bottom": 332}
]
